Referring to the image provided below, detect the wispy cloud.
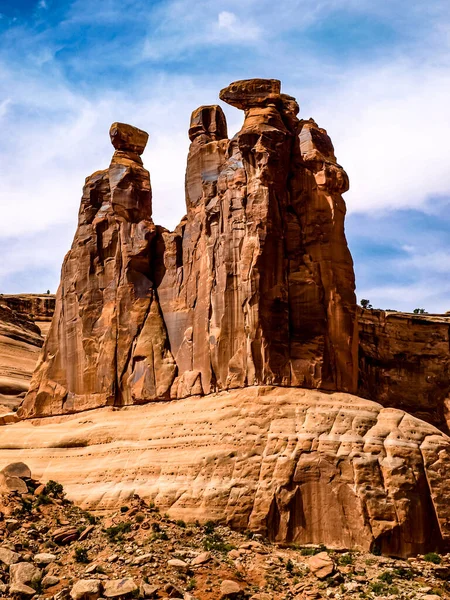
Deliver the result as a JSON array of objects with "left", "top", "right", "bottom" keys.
[{"left": 0, "top": 0, "right": 449, "bottom": 309}]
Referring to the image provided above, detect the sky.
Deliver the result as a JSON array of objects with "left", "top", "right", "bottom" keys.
[{"left": 0, "top": 0, "right": 449, "bottom": 313}]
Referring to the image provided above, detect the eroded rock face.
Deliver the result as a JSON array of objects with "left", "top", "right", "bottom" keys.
[
  {"left": 18, "top": 123, "right": 176, "bottom": 418},
  {"left": 158, "top": 79, "right": 357, "bottom": 398},
  {"left": 358, "top": 309, "right": 450, "bottom": 433},
  {"left": 18, "top": 79, "right": 358, "bottom": 418},
  {"left": 0, "top": 299, "right": 43, "bottom": 412},
  {"left": 3, "top": 387, "right": 450, "bottom": 557}
]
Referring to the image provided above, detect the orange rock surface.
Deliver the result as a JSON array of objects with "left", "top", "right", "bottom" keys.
[
  {"left": 3, "top": 387, "right": 450, "bottom": 557},
  {"left": 19, "top": 79, "right": 357, "bottom": 418}
]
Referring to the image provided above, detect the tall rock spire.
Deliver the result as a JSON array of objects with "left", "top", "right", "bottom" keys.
[
  {"left": 19, "top": 123, "right": 176, "bottom": 418},
  {"left": 20, "top": 79, "right": 358, "bottom": 417}
]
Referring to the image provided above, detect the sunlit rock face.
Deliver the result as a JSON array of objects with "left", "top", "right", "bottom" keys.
[
  {"left": 5, "top": 387, "right": 450, "bottom": 558},
  {"left": 19, "top": 79, "right": 357, "bottom": 416}
]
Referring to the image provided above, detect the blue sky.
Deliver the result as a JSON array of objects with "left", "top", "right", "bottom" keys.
[{"left": 0, "top": 0, "right": 449, "bottom": 312}]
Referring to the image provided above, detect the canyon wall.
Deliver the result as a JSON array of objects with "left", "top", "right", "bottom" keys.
[
  {"left": 18, "top": 79, "right": 358, "bottom": 418},
  {"left": 0, "top": 298, "right": 43, "bottom": 412},
  {"left": 358, "top": 308, "right": 450, "bottom": 433}
]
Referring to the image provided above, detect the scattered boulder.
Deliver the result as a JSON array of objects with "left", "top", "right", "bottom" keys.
[
  {"left": 70, "top": 579, "right": 102, "bottom": 600},
  {"left": 1, "top": 462, "right": 31, "bottom": 479},
  {"left": 0, "top": 546, "right": 21, "bottom": 566},
  {"left": 9, "top": 582, "right": 37, "bottom": 597},
  {"left": 308, "top": 552, "right": 335, "bottom": 579},
  {"left": 220, "top": 579, "right": 241, "bottom": 598},
  {"left": 33, "top": 552, "right": 57, "bottom": 565},
  {"left": 167, "top": 558, "right": 188, "bottom": 570},
  {"left": 9, "top": 562, "right": 42, "bottom": 588},
  {"left": 103, "top": 578, "right": 138, "bottom": 598},
  {"left": 191, "top": 551, "right": 211, "bottom": 566},
  {"left": 42, "top": 574, "right": 60, "bottom": 588},
  {"left": 139, "top": 582, "right": 159, "bottom": 598}
]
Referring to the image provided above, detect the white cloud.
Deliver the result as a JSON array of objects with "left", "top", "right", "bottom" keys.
[{"left": 215, "top": 11, "right": 261, "bottom": 41}]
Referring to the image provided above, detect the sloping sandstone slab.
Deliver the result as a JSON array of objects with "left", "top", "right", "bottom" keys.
[{"left": 3, "top": 386, "right": 450, "bottom": 557}]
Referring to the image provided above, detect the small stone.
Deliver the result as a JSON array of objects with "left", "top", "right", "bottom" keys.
[
  {"left": 0, "top": 546, "right": 21, "bottom": 566},
  {"left": 6, "top": 518, "right": 20, "bottom": 532},
  {"left": 34, "top": 484, "right": 46, "bottom": 496},
  {"left": 85, "top": 564, "right": 99, "bottom": 574},
  {"left": 34, "top": 552, "right": 57, "bottom": 566},
  {"left": 164, "top": 582, "right": 184, "bottom": 597},
  {"left": 308, "top": 552, "right": 334, "bottom": 579},
  {"left": 10, "top": 562, "right": 42, "bottom": 587},
  {"left": 139, "top": 582, "right": 159, "bottom": 598},
  {"left": 191, "top": 551, "right": 211, "bottom": 566},
  {"left": 132, "top": 552, "right": 152, "bottom": 565},
  {"left": 9, "top": 582, "right": 36, "bottom": 597},
  {"left": 107, "top": 554, "right": 118, "bottom": 563},
  {"left": 220, "top": 579, "right": 241, "bottom": 598},
  {"left": 79, "top": 525, "right": 95, "bottom": 541},
  {"left": 70, "top": 579, "right": 102, "bottom": 600},
  {"left": 42, "top": 575, "right": 60, "bottom": 588},
  {"left": 167, "top": 558, "right": 188, "bottom": 570},
  {"left": 103, "top": 578, "right": 138, "bottom": 598}
]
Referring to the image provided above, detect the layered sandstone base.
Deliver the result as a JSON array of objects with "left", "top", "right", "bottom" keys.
[{"left": 2, "top": 386, "right": 449, "bottom": 557}]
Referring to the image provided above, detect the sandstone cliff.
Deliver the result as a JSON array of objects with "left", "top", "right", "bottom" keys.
[
  {"left": 4, "top": 387, "right": 450, "bottom": 557},
  {"left": 358, "top": 308, "right": 450, "bottom": 433},
  {"left": 0, "top": 298, "right": 43, "bottom": 412},
  {"left": 19, "top": 79, "right": 357, "bottom": 419}
]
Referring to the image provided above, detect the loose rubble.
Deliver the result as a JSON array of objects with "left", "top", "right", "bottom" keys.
[{"left": 1, "top": 466, "right": 450, "bottom": 599}]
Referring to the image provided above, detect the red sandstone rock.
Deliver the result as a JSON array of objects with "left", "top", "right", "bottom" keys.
[
  {"left": 19, "top": 79, "right": 358, "bottom": 417},
  {"left": 18, "top": 123, "right": 176, "bottom": 418},
  {"left": 358, "top": 308, "right": 450, "bottom": 432}
]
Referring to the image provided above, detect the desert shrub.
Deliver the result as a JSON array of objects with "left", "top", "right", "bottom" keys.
[
  {"left": 204, "top": 520, "right": 217, "bottom": 534},
  {"left": 135, "top": 512, "right": 145, "bottom": 523},
  {"left": 176, "top": 519, "right": 186, "bottom": 528},
  {"left": 338, "top": 553, "right": 354, "bottom": 566},
  {"left": 286, "top": 559, "right": 294, "bottom": 573},
  {"left": 74, "top": 547, "right": 89, "bottom": 563},
  {"left": 203, "top": 532, "right": 235, "bottom": 553},
  {"left": 46, "top": 480, "right": 64, "bottom": 497},
  {"left": 378, "top": 571, "right": 393, "bottom": 584},
  {"left": 299, "top": 545, "right": 327, "bottom": 556},
  {"left": 105, "top": 522, "right": 132, "bottom": 542},
  {"left": 187, "top": 578, "right": 197, "bottom": 591},
  {"left": 424, "top": 552, "right": 441, "bottom": 564}
]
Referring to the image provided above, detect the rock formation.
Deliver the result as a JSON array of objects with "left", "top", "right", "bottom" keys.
[
  {"left": 19, "top": 123, "right": 176, "bottom": 417},
  {"left": 358, "top": 308, "right": 450, "bottom": 433},
  {"left": 4, "top": 387, "right": 450, "bottom": 557},
  {"left": 0, "top": 298, "right": 43, "bottom": 413},
  {"left": 19, "top": 79, "right": 358, "bottom": 418}
]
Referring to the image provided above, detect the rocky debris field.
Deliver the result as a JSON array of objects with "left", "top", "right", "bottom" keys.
[{"left": 0, "top": 464, "right": 448, "bottom": 599}]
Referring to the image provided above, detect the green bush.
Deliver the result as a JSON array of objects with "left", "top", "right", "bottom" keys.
[
  {"left": 203, "top": 532, "right": 235, "bottom": 553},
  {"left": 105, "top": 522, "right": 132, "bottom": 542},
  {"left": 370, "top": 582, "right": 386, "bottom": 594},
  {"left": 204, "top": 520, "right": 217, "bottom": 535},
  {"left": 378, "top": 571, "right": 393, "bottom": 584},
  {"left": 338, "top": 553, "right": 354, "bottom": 566},
  {"left": 46, "top": 480, "right": 64, "bottom": 498},
  {"left": 299, "top": 545, "right": 326, "bottom": 556},
  {"left": 74, "top": 547, "right": 89, "bottom": 563},
  {"left": 424, "top": 552, "right": 441, "bottom": 564},
  {"left": 176, "top": 519, "right": 186, "bottom": 528}
]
